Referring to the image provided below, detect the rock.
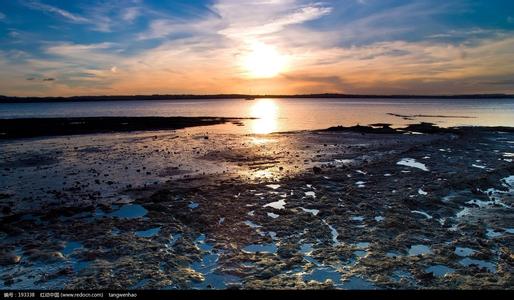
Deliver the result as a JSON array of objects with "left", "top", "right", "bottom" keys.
[
  {"left": 0, "top": 253, "right": 21, "bottom": 266},
  {"left": 313, "top": 166, "right": 322, "bottom": 174},
  {"left": 277, "top": 245, "right": 296, "bottom": 259},
  {"left": 27, "top": 250, "right": 65, "bottom": 263}
]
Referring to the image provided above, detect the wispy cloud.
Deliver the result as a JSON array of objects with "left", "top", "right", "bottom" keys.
[
  {"left": 216, "top": 2, "right": 332, "bottom": 39},
  {"left": 21, "top": 0, "right": 148, "bottom": 32},
  {"left": 121, "top": 7, "right": 140, "bottom": 22},
  {"left": 22, "top": 0, "right": 89, "bottom": 23}
]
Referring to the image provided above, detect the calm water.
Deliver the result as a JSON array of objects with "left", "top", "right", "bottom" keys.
[{"left": 1, "top": 98, "right": 514, "bottom": 134}]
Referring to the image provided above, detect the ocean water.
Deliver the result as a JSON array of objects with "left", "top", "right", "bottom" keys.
[{"left": 1, "top": 98, "right": 514, "bottom": 134}]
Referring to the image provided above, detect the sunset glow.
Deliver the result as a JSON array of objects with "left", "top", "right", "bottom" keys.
[
  {"left": 0, "top": 1, "right": 513, "bottom": 96},
  {"left": 242, "top": 42, "right": 288, "bottom": 78},
  {"left": 250, "top": 99, "right": 279, "bottom": 134}
]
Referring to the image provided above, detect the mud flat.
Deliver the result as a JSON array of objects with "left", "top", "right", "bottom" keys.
[
  {"left": 0, "top": 117, "right": 249, "bottom": 139},
  {"left": 0, "top": 123, "right": 513, "bottom": 289}
]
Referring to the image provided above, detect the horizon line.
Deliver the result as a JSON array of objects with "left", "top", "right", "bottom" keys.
[{"left": 1, "top": 92, "right": 514, "bottom": 103}]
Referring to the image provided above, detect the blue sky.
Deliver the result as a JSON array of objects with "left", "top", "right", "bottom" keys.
[{"left": 1, "top": 0, "right": 514, "bottom": 96}]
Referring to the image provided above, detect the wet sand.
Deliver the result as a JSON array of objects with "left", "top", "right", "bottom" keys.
[{"left": 0, "top": 123, "right": 513, "bottom": 289}]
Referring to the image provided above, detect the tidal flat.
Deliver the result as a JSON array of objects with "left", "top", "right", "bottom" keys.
[{"left": 0, "top": 123, "right": 513, "bottom": 289}]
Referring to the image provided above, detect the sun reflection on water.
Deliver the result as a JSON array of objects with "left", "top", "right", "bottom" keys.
[{"left": 250, "top": 99, "right": 279, "bottom": 134}]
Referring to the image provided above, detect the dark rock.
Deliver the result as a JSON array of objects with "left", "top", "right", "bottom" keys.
[{"left": 0, "top": 253, "right": 21, "bottom": 266}]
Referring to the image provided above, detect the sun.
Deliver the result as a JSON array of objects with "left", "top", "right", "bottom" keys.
[{"left": 242, "top": 42, "right": 287, "bottom": 78}]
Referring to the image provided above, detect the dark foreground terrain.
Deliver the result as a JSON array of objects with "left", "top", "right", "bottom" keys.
[
  {"left": 0, "top": 123, "right": 513, "bottom": 289},
  {"left": 0, "top": 117, "right": 248, "bottom": 139}
]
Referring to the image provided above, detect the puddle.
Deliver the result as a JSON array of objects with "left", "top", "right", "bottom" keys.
[
  {"left": 166, "top": 233, "right": 183, "bottom": 248},
  {"left": 418, "top": 189, "right": 428, "bottom": 195},
  {"left": 267, "top": 212, "right": 279, "bottom": 219},
  {"left": 263, "top": 199, "right": 286, "bottom": 210},
  {"left": 386, "top": 252, "right": 401, "bottom": 258},
  {"left": 374, "top": 216, "right": 384, "bottom": 222},
  {"left": 472, "top": 164, "right": 486, "bottom": 169},
  {"left": 244, "top": 220, "right": 261, "bottom": 229},
  {"left": 456, "top": 207, "right": 471, "bottom": 218},
  {"left": 426, "top": 265, "right": 455, "bottom": 277},
  {"left": 190, "top": 233, "right": 242, "bottom": 289},
  {"left": 300, "top": 207, "right": 319, "bottom": 216},
  {"left": 353, "top": 250, "right": 368, "bottom": 258},
  {"left": 73, "top": 260, "right": 91, "bottom": 273},
  {"left": 62, "top": 241, "right": 83, "bottom": 256},
  {"left": 342, "top": 276, "right": 377, "bottom": 290},
  {"left": 459, "top": 258, "right": 496, "bottom": 273},
  {"left": 355, "top": 181, "right": 366, "bottom": 188},
  {"left": 130, "top": 278, "right": 150, "bottom": 289},
  {"left": 411, "top": 210, "right": 432, "bottom": 219},
  {"left": 390, "top": 269, "right": 416, "bottom": 285},
  {"left": 322, "top": 219, "right": 339, "bottom": 245},
  {"left": 300, "top": 243, "right": 321, "bottom": 266},
  {"left": 299, "top": 243, "right": 314, "bottom": 255},
  {"left": 266, "top": 184, "right": 281, "bottom": 190},
  {"left": 454, "top": 246, "right": 476, "bottom": 257},
  {"left": 354, "top": 242, "right": 370, "bottom": 249},
  {"left": 109, "top": 204, "right": 147, "bottom": 219},
  {"left": 351, "top": 216, "right": 364, "bottom": 222},
  {"left": 195, "top": 234, "right": 214, "bottom": 252},
  {"left": 188, "top": 202, "right": 199, "bottom": 209},
  {"left": 135, "top": 227, "right": 161, "bottom": 238},
  {"left": 408, "top": 245, "right": 432, "bottom": 256},
  {"left": 397, "top": 158, "right": 429, "bottom": 171},
  {"left": 305, "top": 191, "right": 316, "bottom": 198},
  {"left": 486, "top": 228, "right": 503, "bottom": 238},
  {"left": 242, "top": 243, "right": 277, "bottom": 254},
  {"left": 466, "top": 199, "right": 497, "bottom": 208},
  {"left": 303, "top": 267, "right": 341, "bottom": 285}
]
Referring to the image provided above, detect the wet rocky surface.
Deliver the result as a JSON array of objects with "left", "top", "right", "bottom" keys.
[{"left": 0, "top": 124, "right": 513, "bottom": 289}]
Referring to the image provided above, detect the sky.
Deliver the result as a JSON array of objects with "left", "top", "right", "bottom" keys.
[{"left": 1, "top": 0, "right": 514, "bottom": 96}]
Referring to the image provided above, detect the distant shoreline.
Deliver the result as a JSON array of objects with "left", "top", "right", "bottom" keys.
[{"left": 1, "top": 93, "right": 514, "bottom": 103}]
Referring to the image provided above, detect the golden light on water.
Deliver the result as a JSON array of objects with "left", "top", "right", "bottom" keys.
[
  {"left": 242, "top": 42, "right": 287, "bottom": 78},
  {"left": 250, "top": 99, "right": 279, "bottom": 134}
]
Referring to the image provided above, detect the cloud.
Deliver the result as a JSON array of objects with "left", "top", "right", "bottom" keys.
[
  {"left": 138, "top": 0, "right": 332, "bottom": 42},
  {"left": 21, "top": 0, "right": 145, "bottom": 32},
  {"left": 2, "top": 0, "right": 514, "bottom": 96},
  {"left": 121, "top": 7, "right": 140, "bottom": 22},
  {"left": 137, "top": 18, "right": 221, "bottom": 40},
  {"left": 0, "top": 11, "right": 5, "bottom": 20},
  {"left": 44, "top": 42, "right": 120, "bottom": 66},
  {"left": 22, "top": 0, "right": 89, "bottom": 23},
  {"left": 216, "top": 2, "right": 332, "bottom": 39}
]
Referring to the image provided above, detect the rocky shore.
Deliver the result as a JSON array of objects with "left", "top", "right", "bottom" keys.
[
  {"left": 0, "top": 117, "right": 249, "bottom": 139},
  {"left": 0, "top": 123, "right": 513, "bottom": 289}
]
